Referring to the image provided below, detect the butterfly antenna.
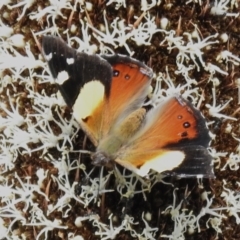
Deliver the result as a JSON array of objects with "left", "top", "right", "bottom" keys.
[
  {"left": 74, "top": 135, "right": 91, "bottom": 182},
  {"left": 31, "top": 29, "right": 42, "bottom": 55},
  {"left": 99, "top": 166, "right": 111, "bottom": 222}
]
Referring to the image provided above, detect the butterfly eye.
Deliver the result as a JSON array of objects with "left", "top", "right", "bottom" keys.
[{"left": 183, "top": 122, "right": 191, "bottom": 128}]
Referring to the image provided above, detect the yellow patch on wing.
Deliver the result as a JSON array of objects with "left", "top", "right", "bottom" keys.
[
  {"left": 72, "top": 80, "right": 106, "bottom": 145},
  {"left": 73, "top": 80, "right": 105, "bottom": 121}
]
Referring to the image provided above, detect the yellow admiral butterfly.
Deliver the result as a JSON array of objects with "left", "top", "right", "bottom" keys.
[{"left": 42, "top": 36, "right": 213, "bottom": 178}]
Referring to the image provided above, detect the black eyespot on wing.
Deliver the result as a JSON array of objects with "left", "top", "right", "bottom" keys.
[
  {"left": 125, "top": 74, "right": 130, "bottom": 80},
  {"left": 183, "top": 122, "right": 191, "bottom": 128},
  {"left": 113, "top": 70, "right": 119, "bottom": 77},
  {"left": 181, "top": 131, "right": 188, "bottom": 138}
]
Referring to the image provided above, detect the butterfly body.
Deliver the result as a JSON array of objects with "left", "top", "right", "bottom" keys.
[
  {"left": 92, "top": 107, "right": 146, "bottom": 167},
  {"left": 42, "top": 36, "right": 214, "bottom": 178}
]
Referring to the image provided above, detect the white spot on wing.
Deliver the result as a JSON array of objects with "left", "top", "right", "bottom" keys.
[
  {"left": 45, "top": 52, "right": 52, "bottom": 61},
  {"left": 66, "top": 58, "right": 74, "bottom": 65},
  {"left": 56, "top": 71, "right": 69, "bottom": 85}
]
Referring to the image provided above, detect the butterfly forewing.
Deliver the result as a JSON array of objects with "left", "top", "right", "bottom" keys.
[{"left": 42, "top": 36, "right": 153, "bottom": 145}]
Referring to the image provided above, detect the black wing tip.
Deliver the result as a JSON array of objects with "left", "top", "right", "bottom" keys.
[
  {"left": 41, "top": 35, "right": 65, "bottom": 55},
  {"left": 42, "top": 35, "right": 65, "bottom": 45},
  {"left": 41, "top": 35, "right": 113, "bottom": 107}
]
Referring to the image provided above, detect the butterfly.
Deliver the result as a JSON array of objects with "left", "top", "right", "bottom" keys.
[{"left": 42, "top": 36, "right": 214, "bottom": 178}]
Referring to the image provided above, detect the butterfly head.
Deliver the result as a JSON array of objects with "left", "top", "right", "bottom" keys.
[{"left": 91, "top": 151, "right": 115, "bottom": 169}]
